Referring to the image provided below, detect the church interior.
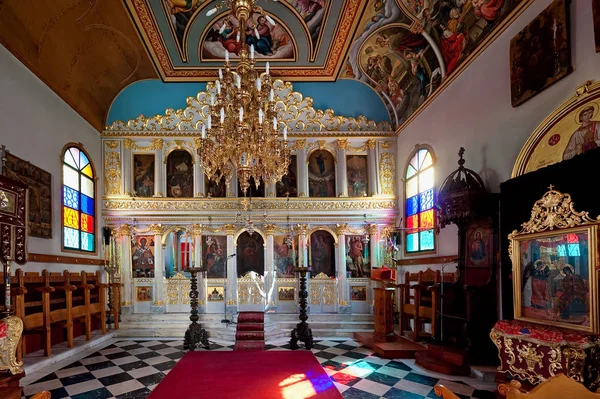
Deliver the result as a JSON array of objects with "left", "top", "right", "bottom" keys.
[{"left": 1, "top": 0, "right": 600, "bottom": 398}]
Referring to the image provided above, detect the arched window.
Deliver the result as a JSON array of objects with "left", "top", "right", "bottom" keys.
[
  {"left": 62, "top": 145, "right": 96, "bottom": 253},
  {"left": 405, "top": 147, "right": 435, "bottom": 254}
]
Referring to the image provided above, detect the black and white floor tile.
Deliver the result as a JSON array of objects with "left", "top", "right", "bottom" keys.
[{"left": 22, "top": 338, "right": 496, "bottom": 399}]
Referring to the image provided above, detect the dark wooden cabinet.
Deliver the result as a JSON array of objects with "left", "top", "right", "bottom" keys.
[{"left": 373, "top": 288, "right": 395, "bottom": 342}]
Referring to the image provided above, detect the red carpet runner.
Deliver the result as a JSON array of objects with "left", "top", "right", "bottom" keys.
[
  {"left": 148, "top": 351, "right": 343, "bottom": 399},
  {"left": 235, "top": 311, "right": 265, "bottom": 351}
]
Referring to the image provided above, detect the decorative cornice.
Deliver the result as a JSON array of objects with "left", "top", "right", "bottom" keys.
[
  {"left": 223, "top": 224, "right": 236, "bottom": 236},
  {"left": 149, "top": 223, "right": 164, "bottom": 235},
  {"left": 368, "top": 224, "right": 379, "bottom": 235},
  {"left": 334, "top": 223, "right": 348, "bottom": 236}
]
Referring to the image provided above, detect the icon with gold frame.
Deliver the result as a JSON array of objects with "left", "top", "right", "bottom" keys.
[
  {"left": 509, "top": 187, "right": 600, "bottom": 333},
  {"left": 278, "top": 286, "right": 295, "bottom": 301}
]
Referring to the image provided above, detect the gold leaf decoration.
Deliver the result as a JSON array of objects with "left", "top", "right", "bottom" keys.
[{"left": 379, "top": 152, "right": 395, "bottom": 196}]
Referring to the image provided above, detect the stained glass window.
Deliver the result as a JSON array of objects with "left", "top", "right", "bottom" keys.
[
  {"left": 405, "top": 148, "right": 435, "bottom": 254},
  {"left": 62, "top": 146, "right": 95, "bottom": 253}
]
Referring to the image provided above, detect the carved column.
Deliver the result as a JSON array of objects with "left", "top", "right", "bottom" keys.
[
  {"left": 264, "top": 224, "right": 276, "bottom": 310},
  {"left": 119, "top": 224, "right": 134, "bottom": 315},
  {"left": 193, "top": 140, "right": 205, "bottom": 197},
  {"left": 190, "top": 224, "right": 205, "bottom": 314},
  {"left": 335, "top": 224, "right": 351, "bottom": 314},
  {"left": 296, "top": 140, "right": 308, "bottom": 197},
  {"left": 150, "top": 224, "right": 166, "bottom": 313},
  {"left": 336, "top": 139, "right": 348, "bottom": 197},
  {"left": 369, "top": 224, "right": 379, "bottom": 268},
  {"left": 123, "top": 139, "right": 133, "bottom": 196},
  {"left": 367, "top": 139, "right": 378, "bottom": 196},
  {"left": 224, "top": 224, "right": 238, "bottom": 315},
  {"left": 153, "top": 139, "right": 165, "bottom": 197}
]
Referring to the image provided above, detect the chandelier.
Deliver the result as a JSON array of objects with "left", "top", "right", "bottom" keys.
[{"left": 199, "top": 0, "right": 291, "bottom": 194}]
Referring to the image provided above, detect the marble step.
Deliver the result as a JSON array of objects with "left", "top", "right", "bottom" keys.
[{"left": 273, "top": 321, "right": 375, "bottom": 330}]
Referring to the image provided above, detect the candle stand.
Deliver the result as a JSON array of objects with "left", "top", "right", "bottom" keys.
[
  {"left": 184, "top": 267, "right": 210, "bottom": 350},
  {"left": 290, "top": 266, "right": 313, "bottom": 350}
]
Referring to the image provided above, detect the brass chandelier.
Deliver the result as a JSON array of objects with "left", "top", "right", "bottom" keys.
[{"left": 199, "top": 0, "right": 291, "bottom": 194}]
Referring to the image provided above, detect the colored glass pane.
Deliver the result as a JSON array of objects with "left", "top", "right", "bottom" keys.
[
  {"left": 406, "top": 164, "right": 417, "bottom": 179},
  {"left": 69, "top": 148, "right": 80, "bottom": 168},
  {"left": 63, "top": 186, "right": 79, "bottom": 210},
  {"left": 81, "top": 176, "right": 94, "bottom": 199},
  {"left": 420, "top": 230, "right": 435, "bottom": 250},
  {"left": 420, "top": 210, "right": 434, "bottom": 229},
  {"left": 557, "top": 244, "right": 567, "bottom": 257},
  {"left": 419, "top": 167, "right": 434, "bottom": 192},
  {"left": 409, "top": 153, "right": 418, "bottom": 171},
  {"left": 421, "top": 151, "right": 433, "bottom": 169},
  {"left": 566, "top": 234, "right": 579, "bottom": 243},
  {"left": 81, "top": 214, "right": 94, "bottom": 233},
  {"left": 406, "top": 233, "right": 419, "bottom": 252},
  {"left": 418, "top": 149, "right": 428, "bottom": 169},
  {"left": 406, "top": 176, "right": 418, "bottom": 198},
  {"left": 81, "top": 232, "right": 94, "bottom": 252},
  {"left": 64, "top": 150, "right": 78, "bottom": 169},
  {"left": 79, "top": 151, "right": 90, "bottom": 170},
  {"left": 567, "top": 243, "right": 580, "bottom": 256},
  {"left": 419, "top": 189, "right": 434, "bottom": 211},
  {"left": 63, "top": 165, "right": 79, "bottom": 191},
  {"left": 406, "top": 196, "right": 419, "bottom": 216},
  {"left": 81, "top": 194, "right": 94, "bottom": 216},
  {"left": 406, "top": 215, "right": 418, "bottom": 230},
  {"left": 81, "top": 164, "right": 93, "bottom": 178},
  {"left": 64, "top": 227, "right": 80, "bottom": 249},
  {"left": 63, "top": 207, "right": 79, "bottom": 229}
]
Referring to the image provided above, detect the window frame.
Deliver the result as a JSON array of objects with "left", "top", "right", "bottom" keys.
[
  {"left": 403, "top": 145, "right": 437, "bottom": 256},
  {"left": 61, "top": 143, "right": 97, "bottom": 255}
]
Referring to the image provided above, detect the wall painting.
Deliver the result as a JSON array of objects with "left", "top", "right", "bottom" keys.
[
  {"left": 350, "top": 286, "right": 367, "bottom": 301},
  {"left": 310, "top": 230, "right": 335, "bottom": 277},
  {"left": 208, "top": 286, "right": 225, "bottom": 301},
  {"left": 206, "top": 175, "right": 227, "bottom": 198},
  {"left": 132, "top": 235, "right": 155, "bottom": 278},
  {"left": 166, "top": 150, "right": 193, "bottom": 198},
  {"left": 203, "top": 235, "right": 227, "bottom": 278},
  {"left": 238, "top": 177, "right": 265, "bottom": 197},
  {"left": 465, "top": 223, "right": 493, "bottom": 268},
  {"left": 133, "top": 154, "right": 155, "bottom": 197},
  {"left": 278, "top": 286, "right": 295, "bottom": 301},
  {"left": 202, "top": 14, "right": 295, "bottom": 60},
  {"left": 510, "top": 0, "right": 572, "bottom": 107},
  {"left": 237, "top": 231, "right": 265, "bottom": 277},
  {"left": 276, "top": 155, "right": 298, "bottom": 197},
  {"left": 286, "top": 0, "right": 327, "bottom": 48},
  {"left": 308, "top": 150, "right": 335, "bottom": 197},
  {"left": 346, "top": 235, "right": 371, "bottom": 277},
  {"left": 275, "top": 234, "right": 298, "bottom": 277},
  {"left": 164, "top": 0, "right": 201, "bottom": 52},
  {"left": 347, "top": 155, "right": 368, "bottom": 197}
]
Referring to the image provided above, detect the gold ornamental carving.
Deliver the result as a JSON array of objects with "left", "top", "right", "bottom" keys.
[
  {"left": 0, "top": 316, "right": 24, "bottom": 375},
  {"left": 149, "top": 224, "right": 164, "bottom": 235},
  {"left": 312, "top": 272, "right": 332, "bottom": 280},
  {"left": 105, "top": 80, "right": 392, "bottom": 133},
  {"left": 293, "top": 139, "right": 307, "bottom": 150},
  {"left": 366, "top": 139, "right": 376, "bottom": 150},
  {"left": 188, "top": 224, "right": 203, "bottom": 235},
  {"left": 264, "top": 224, "right": 276, "bottom": 236},
  {"left": 123, "top": 138, "right": 133, "bottom": 149},
  {"left": 151, "top": 138, "right": 163, "bottom": 150},
  {"left": 104, "top": 147, "right": 122, "bottom": 196},
  {"left": 118, "top": 224, "right": 133, "bottom": 237},
  {"left": 368, "top": 224, "right": 379, "bottom": 235},
  {"left": 509, "top": 186, "right": 600, "bottom": 238},
  {"left": 223, "top": 224, "right": 236, "bottom": 236},
  {"left": 517, "top": 343, "right": 544, "bottom": 371},
  {"left": 379, "top": 152, "right": 396, "bottom": 196},
  {"left": 166, "top": 273, "right": 191, "bottom": 305},
  {"left": 104, "top": 140, "right": 120, "bottom": 150},
  {"left": 334, "top": 223, "right": 348, "bottom": 236},
  {"left": 336, "top": 139, "right": 348, "bottom": 150},
  {"left": 323, "top": 285, "right": 335, "bottom": 305},
  {"left": 295, "top": 224, "right": 309, "bottom": 235},
  {"left": 310, "top": 286, "right": 321, "bottom": 305},
  {"left": 238, "top": 287, "right": 250, "bottom": 305}
]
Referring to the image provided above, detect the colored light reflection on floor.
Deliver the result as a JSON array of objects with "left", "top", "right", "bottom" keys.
[{"left": 280, "top": 373, "right": 317, "bottom": 399}]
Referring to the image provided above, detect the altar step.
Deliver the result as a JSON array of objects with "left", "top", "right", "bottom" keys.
[{"left": 117, "top": 313, "right": 374, "bottom": 340}]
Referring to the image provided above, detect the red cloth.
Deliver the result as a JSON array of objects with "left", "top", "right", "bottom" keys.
[
  {"left": 474, "top": 0, "right": 505, "bottom": 21},
  {"left": 493, "top": 320, "right": 597, "bottom": 346},
  {"left": 441, "top": 33, "right": 465, "bottom": 75},
  {"left": 149, "top": 351, "right": 343, "bottom": 399},
  {"left": 0, "top": 321, "right": 6, "bottom": 339}
]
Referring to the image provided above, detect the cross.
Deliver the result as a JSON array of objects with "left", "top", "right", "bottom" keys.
[{"left": 548, "top": 184, "right": 555, "bottom": 191}]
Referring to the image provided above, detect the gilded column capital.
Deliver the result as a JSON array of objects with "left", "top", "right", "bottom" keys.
[
  {"left": 295, "top": 224, "right": 309, "bottom": 235},
  {"left": 336, "top": 139, "right": 348, "bottom": 151},
  {"left": 223, "top": 224, "right": 236, "bottom": 236},
  {"left": 193, "top": 137, "right": 202, "bottom": 149},
  {"left": 118, "top": 224, "right": 133, "bottom": 237},
  {"left": 294, "top": 139, "right": 307, "bottom": 150},
  {"left": 104, "top": 140, "right": 119, "bottom": 150},
  {"left": 151, "top": 138, "right": 163, "bottom": 151},
  {"left": 368, "top": 224, "right": 379, "bottom": 235},
  {"left": 264, "top": 224, "right": 276, "bottom": 236},
  {"left": 317, "top": 140, "right": 327, "bottom": 150},
  {"left": 334, "top": 223, "right": 348, "bottom": 236},
  {"left": 149, "top": 224, "right": 164, "bottom": 235},
  {"left": 366, "top": 139, "right": 376, "bottom": 150},
  {"left": 189, "top": 224, "right": 203, "bottom": 235},
  {"left": 380, "top": 226, "right": 393, "bottom": 239},
  {"left": 123, "top": 138, "right": 133, "bottom": 150}
]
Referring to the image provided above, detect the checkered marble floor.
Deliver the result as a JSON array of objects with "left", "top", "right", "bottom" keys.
[{"left": 22, "top": 338, "right": 496, "bottom": 399}]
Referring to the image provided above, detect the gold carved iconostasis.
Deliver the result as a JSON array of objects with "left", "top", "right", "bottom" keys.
[{"left": 102, "top": 80, "right": 397, "bottom": 315}]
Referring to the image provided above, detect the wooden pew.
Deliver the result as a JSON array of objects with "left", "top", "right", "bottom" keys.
[{"left": 498, "top": 374, "right": 600, "bottom": 399}]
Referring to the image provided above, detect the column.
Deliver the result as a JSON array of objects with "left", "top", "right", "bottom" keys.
[
  {"left": 335, "top": 224, "right": 351, "bottom": 314},
  {"left": 190, "top": 224, "right": 205, "bottom": 314},
  {"left": 194, "top": 161, "right": 205, "bottom": 197},
  {"left": 119, "top": 224, "right": 134, "bottom": 315},
  {"left": 336, "top": 139, "right": 348, "bottom": 197},
  {"left": 224, "top": 224, "right": 238, "bottom": 316},
  {"left": 264, "top": 224, "right": 276, "bottom": 310},
  {"left": 123, "top": 139, "right": 133, "bottom": 196},
  {"left": 369, "top": 224, "right": 379, "bottom": 268},
  {"left": 153, "top": 139, "right": 165, "bottom": 197},
  {"left": 267, "top": 183, "right": 276, "bottom": 197},
  {"left": 367, "top": 139, "right": 378, "bottom": 196},
  {"left": 228, "top": 175, "right": 237, "bottom": 198},
  {"left": 151, "top": 224, "right": 166, "bottom": 313},
  {"left": 296, "top": 140, "right": 308, "bottom": 197}
]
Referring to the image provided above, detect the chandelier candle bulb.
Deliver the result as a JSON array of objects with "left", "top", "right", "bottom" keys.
[
  {"left": 283, "top": 126, "right": 288, "bottom": 140},
  {"left": 266, "top": 15, "right": 275, "bottom": 25},
  {"left": 236, "top": 32, "right": 240, "bottom": 42},
  {"left": 254, "top": 27, "right": 260, "bottom": 39},
  {"left": 216, "top": 80, "right": 221, "bottom": 94},
  {"left": 218, "top": 68, "right": 223, "bottom": 79},
  {"left": 273, "top": 117, "right": 277, "bottom": 130},
  {"left": 207, "top": 114, "right": 212, "bottom": 129},
  {"left": 239, "top": 107, "right": 244, "bottom": 122},
  {"left": 255, "top": 78, "right": 261, "bottom": 91},
  {"left": 250, "top": 44, "right": 255, "bottom": 59},
  {"left": 269, "top": 89, "right": 274, "bottom": 101},
  {"left": 236, "top": 75, "right": 241, "bottom": 88},
  {"left": 201, "top": 125, "right": 206, "bottom": 139},
  {"left": 266, "top": 62, "right": 270, "bottom": 75},
  {"left": 207, "top": 7, "right": 217, "bottom": 17},
  {"left": 225, "top": 50, "right": 229, "bottom": 63},
  {"left": 220, "top": 107, "right": 225, "bottom": 123},
  {"left": 259, "top": 108, "right": 264, "bottom": 124}
]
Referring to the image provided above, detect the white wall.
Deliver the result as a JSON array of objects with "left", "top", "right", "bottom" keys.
[
  {"left": 0, "top": 45, "right": 103, "bottom": 273},
  {"left": 395, "top": 0, "right": 600, "bottom": 270}
]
